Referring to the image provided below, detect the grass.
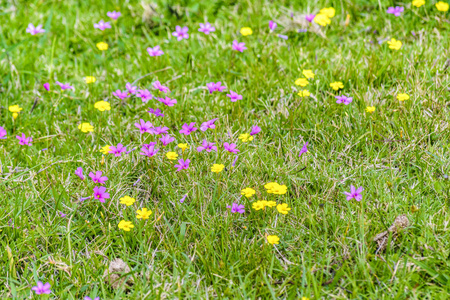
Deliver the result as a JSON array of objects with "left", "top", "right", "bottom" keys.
[{"left": 2, "top": 0, "right": 450, "bottom": 298}]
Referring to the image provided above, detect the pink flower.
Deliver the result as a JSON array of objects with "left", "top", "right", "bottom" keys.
[
  {"left": 179, "top": 122, "right": 197, "bottom": 135},
  {"left": 200, "top": 118, "right": 218, "bottom": 131},
  {"left": 32, "top": 282, "right": 51, "bottom": 295},
  {"left": 135, "top": 119, "right": 154, "bottom": 134},
  {"left": 153, "top": 81, "right": 170, "bottom": 93},
  {"left": 140, "top": 144, "right": 159, "bottom": 157},
  {"left": 136, "top": 89, "right": 153, "bottom": 102},
  {"left": 227, "top": 203, "right": 245, "bottom": 214},
  {"left": 250, "top": 125, "right": 261, "bottom": 136},
  {"left": 172, "top": 26, "right": 189, "bottom": 41},
  {"left": 158, "top": 96, "right": 177, "bottom": 107},
  {"left": 226, "top": 91, "right": 242, "bottom": 102},
  {"left": 269, "top": 21, "right": 277, "bottom": 31},
  {"left": 232, "top": 40, "right": 247, "bottom": 52},
  {"left": 147, "top": 46, "right": 164, "bottom": 57},
  {"left": 335, "top": 95, "right": 353, "bottom": 105},
  {"left": 197, "top": 140, "right": 217, "bottom": 152},
  {"left": 206, "top": 82, "right": 226, "bottom": 94},
  {"left": 199, "top": 22, "right": 215, "bottom": 35},
  {"left": 112, "top": 90, "right": 129, "bottom": 100},
  {"left": 344, "top": 185, "right": 364, "bottom": 201},
  {"left": 16, "top": 133, "right": 32, "bottom": 146},
  {"left": 43, "top": 83, "right": 50, "bottom": 91},
  {"left": 299, "top": 142, "right": 308, "bottom": 157},
  {"left": 153, "top": 126, "right": 169, "bottom": 135},
  {"left": 75, "top": 167, "right": 85, "bottom": 180},
  {"left": 56, "top": 81, "right": 73, "bottom": 90},
  {"left": 159, "top": 134, "right": 175, "bottom": 146},
  {"left": 126, "top": 83, "right": 137, "bottom": 95},
  {"left": 26, "top": 24, "right": 45, "bottom": 35},
  {"left": 109, "top": 143, "right": 127, "bottom": 156},
  {"left": 174, "top": 159, "right": 190, "bottom": 171},
  {"left": 223, "top": 142, "right": 239, "bottom": 154},
  {"left": 107, "top": 11, "right": 121, "bottom": 20},
  {"left": 305, "top": 14, "right": 316, "bottom": 23},
  {"left": 94, "top": 20, "right": 111, "bottom": 31},
  {"left": 89, "top": 171, "right": 108, "bottom": 184},
  {"left": 93, "top": 186, "right": 110, "bottom": 203},
  {"left": 148, "top": 108, "right": 164, "bottom": 117},
  {"left": 0, "top": 126, "right": 7, "bottom": 139}
]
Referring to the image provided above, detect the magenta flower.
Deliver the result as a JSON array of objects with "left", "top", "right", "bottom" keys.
[
  {"left": 26, "top": 23, "right": 45, "bottom": 35},
  {"left": 226, "top": 91, "right": 242, "bottom": 102},
  {"left": 93, "top": 186, "right": 110, "bottom": 203},
  {"left": 250, "top": 125, "right": 261, "bottom": 136},
  {"left": 147, "top": 46, "right": 164, "bottom": 57},
  {"left": 59, "top": 212, "right": 67, "bottom": 218},
  {"left": 153, "top": 81, "right": 170, "bottom": 93},
  {"left": 200, "top": 118, "right": 218, "bottom": 131},
  {"left": 278, "top": 34, "right": 288, "bottom": 40},
  {"left": 107, "top": 11, "right": 121, "bottom": 20},
  {"left": 232, "top": 155, "right": 238, "bottom": 167},
  {"left": 159, "top": 96, "right": 177, "bottom": 107},
  {"left": 227, "top": 203, "right": 245, "bottom": 214},
  {"left": 335, "top": 95, "right": 353, "bottom": 105},
  {"left": 387, "top": 6, "right": 404, "bottom": 17},
  {"left": 112, "top": 90, "right": 129, "bottom": 100},
  {"left": 136, "top": 89, "right": 153, "bottom": 102},
  {"left": 56, "top": 82, "right": 73, "bottom": 90},
  {"left": 206, "top": 82, "right": 226, "bottom": 94},
  {"left": 84, "top": 297, "right": 100, "bottom": 300},
  {"left": 197, "top": 140, "right": 217, "bottom": 152},
  {"left": 109, "top": 143, "right": 127, "bottom": 156},
  {"left": 148, "top": 108, "right": 164, "bottom": 117},
  {"left": 159, "top": 134, "right": 175, "bottom": 146},
  {"left": 299, "top": 142, "right": 308, "bottom": 157},
  {"left": 16, "top": 133, "right": 32, "bottom": 146},
  {"left": 89, "top": 171, "right": 108, "bottom": 184},
  {"left": 75, "top": 167, "right": 85, "bottom": 180},
  {"left": 135, "top": 119, "right": 154, "bottom": 134},
  {"left": 232, "top": 40, "right": 247, "bottom": 52},
  {"left": 94, "top": 20, "right": 111, "bottom": 31},
  {"left": 179, "top": 122, "right": 197, "bottom": 135},
  {"left": 140, "top": 145, "right": 159, "bottom": 157},
  {"left": 174, "top": 158, "right": 190, "bottom": 171},
  {"left": 172, "top": 26, "right": 189, "bottom": 41},
  {"left": 153, "top": 126, "right": 169, "bottom": 135},
  {"left": 43, "top": 83, "right": 50, "bottom": 91},
  {"left": 223, "top": 142, "right": 239, "bottom": 154},
  {"left": 126, "top": 83, "right": 137, "bottom": 95},
  {"left": 180, "top": 194, "right": 187, "bottom": 203},
  {"left": 0, "top": 126, "right": 7, "bottom": 139},
  {"left": 199, "top": 22, "right": 215, "bottom": 34},
  {"left": 344, "top": 185, "right": 364, "bottom": 201},
  {"left": 305, "top": 14, "right": 316, "bottom": 23},
  {"left": 269, "top": 21, "right": 277, "bottom": 31},
  {"left": 32, "top": 282, "right": 51, "bottom": 295}
]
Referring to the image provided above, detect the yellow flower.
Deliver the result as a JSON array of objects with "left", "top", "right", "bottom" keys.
[
  {"left": 267, "top": 235, "right": 280, "bottom": 245},
  {"left": 294, "top": 78, "right": 309, "bottom": 87},
  {"left": 178, "top": 143, "right": 189, "bottom": 152},
  {"left": 252, "top": 201, "right": 265, "bottom": 210},
  {"left": 412, "top": 0, "right": 425, "bottom": 7},
  {"left": 241, "top": 187, "right": 256, "bottom": 198},
  {"left": 314, "top": 14, "right": 331, "bottom": 26},
  {"left": 166, "top": 152, "right": 178, "bottom": 160},
  {"left": 397, "top": 93, "right": 410, "bottom": 101},
  {"left": 264, "top": 182, "right": 288, "bottom": 195},
  {"left": 96, "top": 42, "right": 108, "bottom": 51},
  {"left": 100, "top": 145, "right": 111, "bottom": 154},
  {"left": 330, "top": 81, "right": 344, "bottom": 91},
  {"left": 94, "top": 101, "right": 111, "bottom": 112},
  {"left": 211, "top": 164, "right": 225, "bottom": 173},
  {"left": 12, "top": 112, "right": 18, "bottom": 119},
  {"left": 238, "top": 133, "right": 254, "bottom": 142},
  {"left": 78, "top": 122, "right": 94, "bottom": 133},
  {"left": 277, "top": 203, "right": 291, "bottom": 215},
  {"left": 240, "top": 27, "right": 253, "bottom": 36},
  {"left": 302, "top": 70, "right": 315, "bottom": 79},
  {"left": 387, "top": 38, "right": 402, "bottom": 50},
  {"left": 320, "top": 7, "right": 336, "bottom": 18},
  {"left": 119, "top": 196, "right": 136, "bottom": 206},
  {"left": 136, "top": 208, "right": 152, "bottom": 220},
  {"left": 118, "top": 220, "right": 134, "bottom": 231},
  {"left": 365, "top": 106, "right": 376, "bottom": 113},
  {"left": 436, "top": 1, "right": 449, "bottom": 11},
  {"left": 264, "top": 201, "right": 277, "bottom": 208},
  {"left": 85, "top": 76, "right": 96, "bottom": 84},
  {"left": 9, "top": 105, "right": 23, "bottom": 113},
  {"left": 301, "top": 297, "right": 310, "bottom": 300},
  {"left": 298, "top": 90, "right": 310, "bottom": 97}
]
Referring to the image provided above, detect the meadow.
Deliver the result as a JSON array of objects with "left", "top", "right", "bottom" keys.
[{"left": 1, "top": 0, "right": 450, "bottom": 298}]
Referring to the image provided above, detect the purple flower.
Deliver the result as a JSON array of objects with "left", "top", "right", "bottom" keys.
[
  {"left": 206, "top": 82, "right": 226, "bottom": 94},
  {"left": 158, "top": 96, "right": 177, "bottom": 107},
  {"left": 250, "top": 125, "right": 261, "bottom": 136},
  {"left": 299, "top": 142, "right": 308, "bottom": 157},
  {"left": 107, "top": 11, "right": 121, "bottom": 20},
  {"left": 232, "top": 155, "right": 238, "bottom": 167},
  {"left": 298, "top": 29, "right": 308, "bottom": 33},
  {"left": 59, "top": 212, "right": 67, "bottom": 218},
  {"left": 126, "top": 148, "right": 136, "bottom": 154},
  {"left": 174, "top": 158, "right": 190, "bottom": 171},
  {"left": 335, "top": 95, "right": 353, "bottom": 105},
  {"left": 153, "top": 81, "right": 170, "bottom": 93},
  {"left": 227, "top": 203, "right": 245, "bottom": 214},
  {"left": 226, "top": 91, "right": 242, "bottom": 102},
  {"left": 278, "top": 34, "right": 288, "bottom": 40},
  {"left": 305, "top": 14, "right": 316, "bottom": 23},
  {"left": 26, "top": 24, "right": 45, "bottom": 35},
  {"left": 0, "top": 126, "right": 7, "bottom": 139},
  {"left": 140, "top": 145, "right": 159, "bottom": 157},
  {"left": 84, "top": 297, "right": 100, "bottom": 300},
  {"left": 109, "top": 143, "right": 127, "bottom": 156},
  {"left": 179, "top": 122, "right": 197, "bottom": 135},
  {"left": 232, "top": 40, "right": 247, "bottom": 52},
  {"left": 126, "top": 83, "right": 137, "bottom": 95},
  {"left": 269, "top": 20, "right": 277, "bottom": 31},
  {"left": 147, "top": 46, "right": 164, "bottom": 57},
  {"left": 136, "top": 89, "right": 153, "bottom": 102},
  {"left": 16, "top": 133, "right": 32, "bottom": 146},
  {"left": 180, "top": 194, "right": 187, "bottom": 203},
  {"left": 344, "top": 185, "right": 364, "bottom": 201},
  {"left": 80, "top": 196, "right": 91, "bottom": 201},
  {"left": 75, "top": 167, "right": 85, "bottom": 180},
  {"left": 200, "top": 118, "right": 218, "bottom": 131},
  {"left": 172, "top": 26, "right": 189, "bottom": 41},
  {"left": 159, "top": 134, "right": 175, "bottom": 146},
  {"left": 133, "top": 178, "right": 141, "bottom": 186},
  {"left": 199, "top": 22, "right": 216, "bottom": 35},
  {"left": 93, "top": 186, "right": 110, "bottom": 203},
  {"left": 43, "top": 83, "right": 50, "bottom": 91},
  {"left": 94, "top": 20, "right": 111, "bottom": 31},
  {"left": 148, "top": 108, "right": 164, "bottom": 117},
  {"left": 89, "top": 171, "right": 108, "bottom": 184},
  {"left": 153, "top": 126, "right": 169, "bottom": 135},
  {"left": 387, "top": 6, "right": 404, "bottom": 17},
  {"left": 56, "top": 81, "right": 73, "bottom": 90},
  {"left": 197, "top": 140, "right": 217, "bottom": 152},
  {"left": 223, "top": 142, "right": 239, "bottom": 154},
  {"left": 32, "top": 282, "right": 51, "bottom": 295},
  {"left": 135, "top": 119, "right": 154, "bottom": 134},
  {"left": 112, "top": 89, "right": 129, "bottom": 100}
]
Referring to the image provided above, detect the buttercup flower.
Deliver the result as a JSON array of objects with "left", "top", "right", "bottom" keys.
[
  {"left": 85, "top": 76, "right": 96, "bottom": 84},
  {"left": 238, "top": 133, "right": 253, "bottom": 142},
  {"left": 147, "top": 45, "right": 164, "bottom": 56},
  {"left": 298, "top": 90, "right": 310, "bottom": 97},
  {"left": 436, "top": 1, "right": 449, "bottom": 11},
  {"left": 199, "top": 22, "right": 215, "bottom": 34},
  {"left": 118, "top": 220, "right": 134, "bottom": 231},
  {"left": 314, "top": 14, "right": 331, "bottom": 26},
  {"left": 299, "top": 142, "right": 308, "bottom": 157},
  {"left": 267, "top": 235, "right": 280, "bottom": 245},
  {"left": 397, "top": 93, "right": 409, "bottom": 101},
  {"left": 120, "top": 196, "right": 136, "bottom": 206},
  {"left": 100, "top": 145, "right": 111, "bottom": 154},
  {"left": 263, "top": 200, "right": 277, "bottom": 208},
  {"left": 109, "top": 143, "right": 127, "bottom": 156},
  {"left": 232, "top": 40, "right": 247, "bottom": 52},
  {"left": 96, "top": 42, "right": 108, "bottom": 51},
  {"left": 295, "top": 78, "right": 309, "bottom": 87},
  {"left": 78, "top": 123, "right": 94, "bottom": 133},
  {"left": 174, "top": 158, "right": 190, "bottom": 171},
  {"left": 172, "top": 26, "right": 189, "bottom": 41},
  {"left": 387, "top": 38, "right": 402, "bottom": 50},
  {"left": 335, "top": 95, "right": 353, "bottom": 105},
  {"left": 32, "top": 281, "right": 51, "bottom": 295},
  {"left": 227, "top": 203, "right": 245, "bottom": 214},
  {"left": 412, "top": 0, "right": 425, "bottom": 7},
  {"left": 107, "top": 11, "right": 121, "bottom": 20},
  {"left": 166, "top": 152, "right": 178, "bottom": 160},
  {"left": 136, "top": 208, "right": 152, "bottom": 220},
  {"left": 93, "top": 186, "right": 110, "bottom": 203},
  {"left": 277, "top": 203, "right": 291, "bottom": 215},
  {"left": 26, "top": 24, "right": 45, "bottom": 35},
  {"left": 252, "top": 200, "right": 265, "bottom": 210},
  {"left": 302, "top": 70, "right": 314, "bottom": 79},
  {"left": 94, "top": 101, "right": 111, "bottom": 111},
  {"left": 241, "top": 187, "right": 256, "bottom": 198},
  {"left": 178, "top": 143, "right": 189, "bottom": 152},
  {"left": 211, "top": 164, "right": 225, "bottom": 173},
  {"left": 320, "top": 7, "right": 336, "bottom": 18},
  {"left": 365, "top": 106, "right": 376, "bottom": 113},
  {"left": 9, "top": 105, "right": 22, "bottom": 119},
  {"left": 94, "top": 20, "right": 111, "bottom": 31},
  {"left": 264, "top": 182, "right": 287, "bottom": 195},
  {"left": 330, "top": 81, "right": 344, "bottom": 91},
  {"left": 240, "top": 27, "right": 253, "bottom": 36},
  {"left": 344, "top": 185, "right": 363, "bottom": 201}
]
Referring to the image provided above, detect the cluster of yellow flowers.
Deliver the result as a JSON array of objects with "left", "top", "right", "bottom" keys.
[
  {"left": 118, "top": 196, "right": 153, "bottom": 231},
  {"left": 264, "top": 182, "right": 287, "bottom": 195},
  {"left": 314, "top": 7, "right": 335, "bottom": 27}
]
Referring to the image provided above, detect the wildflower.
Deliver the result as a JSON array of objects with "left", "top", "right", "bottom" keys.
[
  {"left": 80, "top": 196, "right": 91, "bottom": 201},
  {"left": 134, "top": 89, "right": 152, "bottom": 102},
  {"left": 269, "top": 21, "right": 277, "bottom": 31},
  {"left": 180, "top": 194, "right": 187, "bottom": 203},
  {"left": 436, "top": 1, "right": 449, "bottom": 11},
  {"left": 330, "top": 81, "right": 344, "bottom": 91},
  {"left": 241, "top": 187, "right": 256, "bottom": 198},
  {"left": 85, "top": 76, "right": 96, "bottom": 84},
  {"left": 96, "top": 42, "right": 108, "bottom": 51},
  {"left": 147, "top": 45, "right": 164, "bottom": 56},
  {"left": 84, "top": 297, "right": 100, "bottom": 300},
  {"left": 89, "top": 171, "right": 108, "bottom": 184},
  {"left": 43, "top": 83, "right": 50, "bottom": 91},
  {"left": 78, "top": 122, "right": 94, "bottom": 133},
  {"left": 153, "top": 81, "right": 170, "bottom": 93},
  {"left": 148, "top": 108, "right": 164, "bottom": 117},
  {"left": 238, "top": 133, "right": 253, "bottom": 142},
  {"left": 93, "top": 186, "right": 110, "bottom": 203},
  {"left": 179, "top": 122, "right": 198, "bottom": 135},
  {"left": 109, "top": 143, "right": 127, "bottom": 156},
  {"left": 335, "top": 95, "right": 353, "bottom": 105},
  {"left": 320, "top": 7, "right": 336, "bottom": 18},
  {"left": 227, "top": 203, "right": 245, "bottom": 214},
  {"left": 178, "top": 143, "right": 188, "bottom": 151},
  {"left": 264, "top": 200, "right": 277, "bottom": 208},
  {"left": 199, "top": 22, "right": 215, "bottom": 34},
  {"left": 252, "top": 201, "right": 265, "bottom": 210},
  {"left": 250, "top": 125, "right": 261, "bottom": 136},
  {"left": 153, "top": 126, "right": 169, "bottom": 135},
  {"left": 267, "top": 235, "right": 280, "bottom": 245},
  {"left": 56, "top": 82, "right": 74, "bottom": 90},
  {"left": 211, "top": 164, "right": 225, "bottom": 173},
  {"left": 298, "top": 90, "right": 311, "bottom": 97},
  {"left": 112, "top": 89, "right": 129, "bottom": 100},
  {"left": 59, "top": 212, "right": 67, "bottom": 218},
  {"left": 207, "top": 82, "right": 226, "bottom": 93},
  {"left": 120, "top": 196, "right": 136, "bottom": 206},
  {"left": 278, "top": 34, "right": 288, "bottom": 40},
  {"left": 118, "top": 220, "right": 134, "bottom": 231},
  {"left": 365, "top": 106, "right": 376, "bottom": 113},
  {"left": 159, "top": 134, "right": 175, "bottom": 146},
  {"left": 240, "top": 27, "right": 253, "bottom": 36},
  {"left": 140, "top": 144, "right": 159, "bottom": 157},
  {"left": 200, "top": 118, "right": 218, "bottom": 131},
  {"left": 16, "top": 133, "right": 32, "bottom": 146},
  {"left": 387, "top": 6, "right": 404, "bottom": 16},
  {"left": 135, "top": 119, "right": 154, "bottom": 134},
  {"left": 412, "top": 0, "right": 425, "bottom": 7},
  {"left": 75, "top": 167, "right": 85, "bottom": 180},
  {"left": 223, "top": 142, "right": 240, "bottom": 154},
  {"left": 125, "top": 83, "right": 137, "bottom": 95},
  {"left": 9, "top": 105, "right": 22, "bottom": 119},
  {"left": 302, "top": 70, "right": 314, "bottom": 79},
  {"left": 397, "top": 93, "right": 409, "bottom": 101},
  {"left": 166, "top": 152, "right": 178, "bottom": 160},
  {"left": 305, "top": 14, "right": 316, "bottom": 23},
  {"left": 158, "top": 97, "right": 177, "bottom": 107},
  {"left": 387, "top": 38, "right": 402, "bottom": 50},
  {"left": 100, "top": 145, "right": 110, "bottom": 154},
  {"left": 0, "top": 126, "right": 6, "bottom": 139},
  {"left": 26, "top": 23, "right": 45, "bottom": 35},
  {"left": 344, "top": 185, "right": 364, "bottom": 201},
  {"left": 107, "top": 11, "right": 121, "bottom": 20},
  {"left": 226, "top": 91, "right": 243, "bottom": 102},
  {"left": 232, "top": 40, "right": 247, "bottom": 52},
  {"left": 299, "top": 142, "right": 308, "bottom": 157},
  {"left": 314, "top": 14, "right": 331, "bottom": 26},
  {"left": 264, "top": 182, "right": 287, "bottom": 195},
  {"left": 32, "top": 282, "right": 51, "bottom": 295},
  {"left": 136, "top": 208, "right": 152, "bottom": 220},
  {"left": 172, "top": 26, "right": 189, "bottom": 40},
  {"left": 295, "top": 78, "right": 309, "bottom": 87},
  {"left": 277, "top": 203, "right": 291, "bottom": 215},
  {"left": 197, "top": 140, "right": 217, "bottom": 152},
  {"left": 174, "top": 158, "right": 190, "bottom": 171},
  {"left": 94, "top": 101, "right": 111, "bottom": 111},
  {"left": 94, "top": 20, "right": 111, "bottom": 31}
]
